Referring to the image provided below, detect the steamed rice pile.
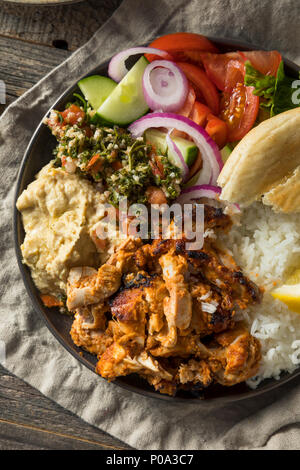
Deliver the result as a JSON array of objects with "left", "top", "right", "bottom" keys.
[{"left": 226, "top": 203, "right": 300, "bottom": 387}]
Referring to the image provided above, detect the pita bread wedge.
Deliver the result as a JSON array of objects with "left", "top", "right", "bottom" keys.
[
  {"left": 218, "top": 108, "right": 300, "bottom": 208},
  {"left": 263, "top": 165, "right": 300, "bottom": 213}
]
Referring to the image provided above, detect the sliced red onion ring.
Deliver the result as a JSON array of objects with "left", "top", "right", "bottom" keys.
[
  {"left": 108, "top": 47, "right": 171, "bottom": 82},
  {"left": 177, "top": 184, "right": 241, "bottom": 213},
  {"left": 165, "top": 130, "right": 189, "bottom": 182},
  {"left": 143, "top": 61, "right": 188, "bottom": 112},
  {"left": 177, "top": 184, "right": 221, "bottom": 205},
  {"left": 129, "top": 112, "right": 223, "bottom": 185}
]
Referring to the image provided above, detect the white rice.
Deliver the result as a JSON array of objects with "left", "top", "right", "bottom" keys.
[{"left": 225, "top": 203, "right": 300, "bottom": 387}]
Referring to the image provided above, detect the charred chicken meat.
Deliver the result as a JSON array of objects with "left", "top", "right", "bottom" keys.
[{"left": 67, "top": 205, "right": 262, "bottom": 395}]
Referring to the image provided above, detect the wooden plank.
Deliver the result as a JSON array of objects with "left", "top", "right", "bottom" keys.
[
  {"left": 0, "top": 419, "right": 120, "bottom": 450},
  {"left": 0, "top": 365, "right": 130, "bottom": 449},
  {"left": 0, "top": 35, "right": 70, "bottom": 114},
  {"left": 0, "top": 35, "right": 70, "bottom": 95},
  {"left": 0, "top": 0, "right": 123, "bottom": 51}
]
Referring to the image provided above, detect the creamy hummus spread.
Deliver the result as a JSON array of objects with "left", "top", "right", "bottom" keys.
[{"left": 17, "top": 163, "right": 121, "bottom": 296}]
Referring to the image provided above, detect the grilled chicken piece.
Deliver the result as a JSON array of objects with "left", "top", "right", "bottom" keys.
[
  {"left": 110, "top": 282, "right": 148, "bottom": 348},
  {"left": 186, "top": 240, "right": 262, "bottom": 308},
  {"left": 175, "top": 326, "right": 260, "bottom": 390},
  {"left": 204, "top": 205, "right": 232, "bottom": 232},
  {"left": 147, "top": 333, "right": 207, "bottom": 358},
  {"left": 207, "top": 325, "right": 261, "bottom": 386},
  {"left": 190, "top": 283, "right": 234, "bottom": 336},
  {"left": 96, "top": 344, "right": 172, "bottom": 382},
  {"left": 70, "top": 304, "right": 112, "bottom": 355},
  {"left": 109, "top": 273, "right": 171, "bottom": 349},
  {"left": 67, "top": 267, "right": 101, "bottom": 311},
  {"left": 67, "top": 237, "right": 142, "bottom": 310},
  {"left": 143, "top": 375, "right": 177, "bottom": 396},
  {"left": 152, "top": 233, "right": 261, "bottom": 337},
  {"left": 159, "top": 251, "right": 192, "bottom": 342},
  {"left": 143, "top": 276, "right": 168, "bottom": 336},
  {"left": 178, "top": 359, "right": 213, "bottom": 388}
]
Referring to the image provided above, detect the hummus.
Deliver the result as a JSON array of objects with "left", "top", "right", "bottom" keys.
[{"left": 17, "top": 164, "right": 121, "bottom": 296}]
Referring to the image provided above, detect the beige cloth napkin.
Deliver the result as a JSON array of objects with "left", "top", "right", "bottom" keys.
[{"left": 1, "top": 0, "right": 300, "bottom": 450}]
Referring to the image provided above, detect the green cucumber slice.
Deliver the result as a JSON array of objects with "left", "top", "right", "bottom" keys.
[
  {"left": 220, "top": 144, "right": 232, "bottom": 163},
  {"left": 78, "top": 75, "right": 117, "bottom": 110},
  {"left": 96, "top": 57, "right": 149, "bottom": 126},
  {"left": 145, "top": 129, "right": 198, "bottom": 167}
]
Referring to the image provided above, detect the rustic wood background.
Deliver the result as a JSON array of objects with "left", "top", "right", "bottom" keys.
[{"left": 0, "top": 0, "right": 132, "bottom": 449}]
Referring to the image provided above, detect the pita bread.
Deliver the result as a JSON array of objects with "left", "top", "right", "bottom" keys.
[
  {"left": 263, "top": 165, "right": 300, "bottom": 213},
  {"left": 218, "top": 108, "right": 300, "bottom": 209}
]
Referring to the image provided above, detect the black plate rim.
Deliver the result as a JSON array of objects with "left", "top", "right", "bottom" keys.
[{"left": 13, "top": 36, "right": 300, "bottom": 404}]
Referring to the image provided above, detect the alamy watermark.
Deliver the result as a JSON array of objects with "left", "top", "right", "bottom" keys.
[
  {"left": 95, "top": 198, "right": 205, "bottom": 250},
  {"left": 0, "top": 80, "right": 5, "bottom": 105},
  {"left": 292, "top": 79, "right": 300, "bottom": 105}
]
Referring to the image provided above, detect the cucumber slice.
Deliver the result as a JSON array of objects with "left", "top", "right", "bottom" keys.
[
  {"left": 220, "top": 144, "right": 232, "bottom": 163},
  {"left": 78, "top": 75, "right": 117, "bottom": 110},
  {"left": 145, "top": 129, "right": 198, "bottom": 167},
  {"left": 96, "top": 57, "right": 149, "bottom": 126}
]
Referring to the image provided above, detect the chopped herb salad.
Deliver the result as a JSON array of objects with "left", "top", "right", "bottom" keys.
[{"left": 45, "top": 105, "right": 182, "bottom": 207}]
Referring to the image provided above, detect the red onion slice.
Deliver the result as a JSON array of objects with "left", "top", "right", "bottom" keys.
[
  {"left": 177, "top": 184, "right": 241, "bottom": 213},
  {"left": 177, "top": 184, "right": 221, "bottom": 205},
  {"left": 108, "top": 47, "right": 172, "bottom": 82},
  {"left": 129, "top": 112, "right": 223, "bottom": 185},
  {"left": 166, "top": 130, "right": 189, "bottom": 182},
  {"left": 142, "top": 60, "right": 188, "bottom": 112}
]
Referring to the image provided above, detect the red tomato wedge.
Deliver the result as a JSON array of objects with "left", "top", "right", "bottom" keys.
[
  {"left": 220, "top": 84, "right": 259, "bottom": 142},
  {"left": 190, "top": 101, "right": 212, "bottom": 127},
  {"left": 242, "top": 50, "right": 282, "bottom": 76},
  {"left": 205, "top": 115, "right": 228, "bottom": 149},
  {"left": 201, "top": 52, "right": 243, "bottom": 90},
  {"left": 188, "top": 101, "right": 228, "bottom": 148},
  {"left": 176, "top": 86, "right": 196, "bottom": 117},
  {"left": 176, "top": 62, "right": 220, "bottom": 115},
  {"left": 224, "top": 60, "right": 245, "bottom": 93},
  {"left": 61, "top": 104, "right": 85, "bottom": 125},
  {"left": 201, "top": 50, "right": 281, "bottom": 90},
  {"left": 40, "top": 294, "right": 63, "bottom": 308},
  {"left": 172, "top": 86, "right": 196, "bottom": 139},
  {"left": 146, "top": 32, "right": 218, "bottom": 62}
]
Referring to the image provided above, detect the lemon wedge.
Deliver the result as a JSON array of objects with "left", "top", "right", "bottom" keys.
[{"left": 271, "top": 269, "right": 300, "bottom": 313}]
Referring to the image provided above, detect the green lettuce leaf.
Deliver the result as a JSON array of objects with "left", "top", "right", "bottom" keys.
[
  {"left": 244, "top": 61, "right": 276, "bottom": 108},
  {"left": 271, "top": 61, "right": 300, "bottom": 116},
  {"left": 244, "top": 60, "right": 300, "bottom": 116}
]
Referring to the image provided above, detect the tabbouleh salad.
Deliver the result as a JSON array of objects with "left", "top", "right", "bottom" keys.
[{"left": 45, "top": 103, "right": 182, "bottom": 207}]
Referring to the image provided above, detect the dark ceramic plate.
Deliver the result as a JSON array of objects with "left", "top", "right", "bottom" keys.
[{"left": 13, "top": 38, "right": 300, "bottom": 404}]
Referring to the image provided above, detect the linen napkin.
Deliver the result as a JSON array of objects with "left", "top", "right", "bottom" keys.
[{"left": 1, "top": 0, "right": 300, "bottom": 450}]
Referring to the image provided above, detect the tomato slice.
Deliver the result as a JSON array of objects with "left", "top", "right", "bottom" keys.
[
  {"left": 61, "top": 104, "right": 85, "bottom": 125},
  {"left": 86, "top": 154, "right": 104, "bottom": 174},
  {"left": 205, "top": 115, "right": 228, "bottom": 149},
  {"left": 176, "top": 62, "right": 220, "bottom": 115},
  {"left": 40, "top": 294, "right": 63, "bottom": 308},
  {"left": 177, "top": 86, "right": 196, "bottom": 117},
  {"left": 171, "top": 87, "right": 196, "bottom": 140},
  {"left": 200, "top": 50, "right": 281, "bottom": 90},
  {"left": 224, "top": 60, "right": 245, "bottom": 93},
  {"left": 190, "top": 101, "right": 212, "bottom": 127},
  {"left": 220, "top": 84, "right": 259, "bottom": 142},
  {"left": 242, "top": 50, "right": 282, "bottom": 76},
  {"left": 200, "top": 53, "right": 241, "bottom": 90},
  {"left": 146, "top": 33, "right": 218, "bottom": 62},
  {"left": 188, "top": 101, "right": 228, "bottom": 148}
]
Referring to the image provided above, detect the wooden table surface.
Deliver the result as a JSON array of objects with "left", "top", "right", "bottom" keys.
[{"left": 0, "top": 0, "right": 132, "bottom": 450}]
